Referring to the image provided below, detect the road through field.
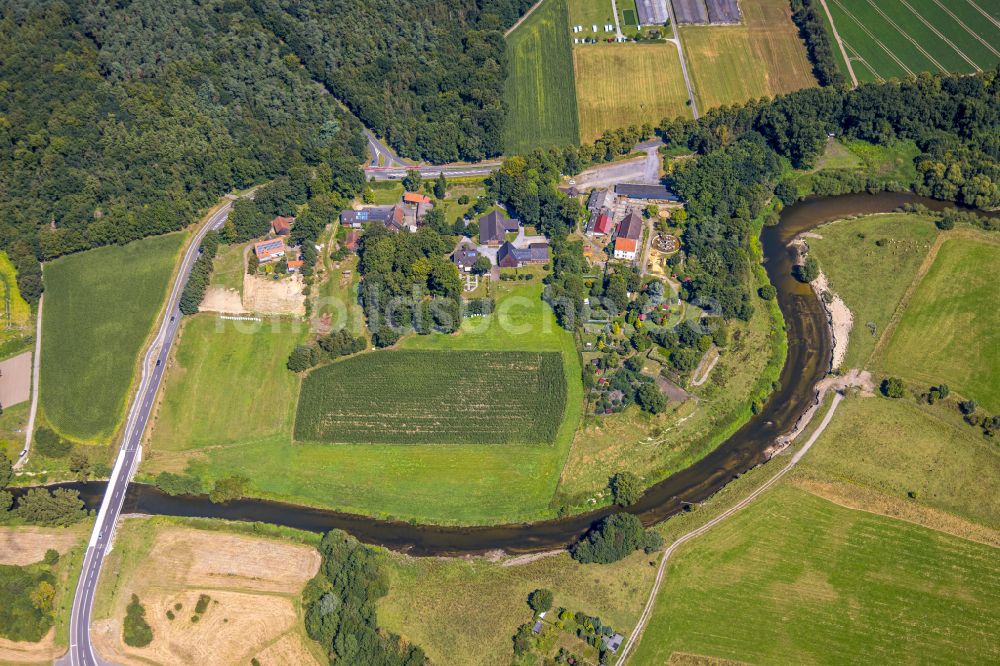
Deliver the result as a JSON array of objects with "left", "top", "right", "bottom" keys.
[
  {"left": 616, "top": 391, "right": 846, "bottom": 665},
  {"left": 667, "top": 0, "right": 699, "bottom": 118},
  {"left": 14, "top": 293, "right": 43, "bottom": 470},
  {"left": 58, "top": 199, "right": 237, "bottom": 666},
  {"left": 819, "top": 0, "right": 859, "bottom": 85}
]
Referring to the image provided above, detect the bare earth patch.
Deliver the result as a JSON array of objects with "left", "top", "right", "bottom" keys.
[
  {"left": 0, "top": 351, "right": 32, "bottom": 408},
  {"left": 0, "top": 525, "right": 86, "bottom": 566},
  {"left": 199, "top": 286, "right": 244, "bottom": 315},
  {"left": 243, "top": 273, "right": 305, "bottom": 316},
  {"left": 94, "top": 523, "right": 320, "bottom": 666}
]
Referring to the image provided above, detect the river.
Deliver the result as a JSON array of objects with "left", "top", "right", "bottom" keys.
[{"left": 16, "top": 192, "right": 967, "bottom": 555}]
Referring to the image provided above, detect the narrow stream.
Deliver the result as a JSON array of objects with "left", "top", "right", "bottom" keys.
[{"left": 15, "top": 192, "right": 966, "bottom": 555}]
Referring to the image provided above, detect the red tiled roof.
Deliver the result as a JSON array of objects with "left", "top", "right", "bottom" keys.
[
  {"left": 403, "top": 192, "right": 431, "bottom": 204},
  {"left": 287, "top": 260, "right": 304, "bottom": 268},
  {"left": 271, "top": 216, "right": 293, "bottom": 234},
  {"left": 614, "top": 237, "right": 637, "bottom": 252},
  {"left": 594, "top": 212, "right": 613, "bottom": 234}
]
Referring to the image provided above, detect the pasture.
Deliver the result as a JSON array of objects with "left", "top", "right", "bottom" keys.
[
  {"left": 808, "top": 212, "right": 939, "bottom": 369},
  {"left": 294, "top": 350, "right": 566, "bottom": 445},
  {"left": 505, "top": 0, "right": 581, "bottom": 153},
  {"left": 148, "top": 315, "right": 304, "bottom": 453},
  {"left": 679, "top": 0, "right": 816, "bottom": 110},
  {"left": 573, "top": 43, "right": 691, "bottom": 141},
  {"left": 824, "top": 0, "right": 1000, "bottom": 83},
  {"left": 797, "top": 395, "right": 1000, "bottom": 532},
  {"left": 630, "top": 484, "right": 1000, "bottom": 665},
  {"left": 379, "top": 549, "right": 657, "bottom": 666},
  {"left": 145, "top": 283, "right": 586, "bottom": 524},
  {"left": 879, "top": 236, "right": 1000, "bottom": 411},
  {"left": 40, "top": 233, "right": 184, "bottom": 442}
]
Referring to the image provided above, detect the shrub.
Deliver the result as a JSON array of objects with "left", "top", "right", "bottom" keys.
[
  {"left": 959, "top": 399, "right": 978, "bottom": 415},
  {"left": 880, "top": 377, "right": 905, "bottom": 399},
  {"left": 793, "top": 255, "right": 819, "bottom": 283},
  {"left": 123, "top": 595, "right": 153, "bottom": 647},
  {"left": 166, "top": 610, "right": 175, "bottom": 621},
  {"left": 528, "top": 588, "right": 553, "bottom": 614},
  {"left": 15, "top": 488, "right": 86, "bottom": 526},
  {"left": 758, "top": 284, "right": 776, "bottom": 300},
  {"left": 208, "top": 475, "right": 250, "bottom": 503},
  {"left": 154, "top": 472, "right": 203, "bottom": 496},
  {"left": 572, "top": 513, "right": 658, "bottom": 564},
  {"left": 43, "top": 549, "right": 59, "bottom": 566},
  {"left": 0, "top": 566, "right": 56, "bottom": 641},
  {"left": 194, "top": 594, "right": 211, "bottom": 615},
  {"left": 512, "top": 623, "right": 534, "bottom": 656},
  {"left": 372, "top": 326, "right": 401, "bottom": 348},
  {"left": 609, "top": 471, "right": 643, "bottom": 506},
  {"left": 33, "top": 428, "right": 71, "bottom": 458}
]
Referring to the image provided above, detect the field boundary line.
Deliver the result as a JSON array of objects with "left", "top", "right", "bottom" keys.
[
  {"left": 845, "top": 42, "right": 885, "bottom": 82},
  {"left": 896, "top": 0, "right": 981, "bottom": 71},
  {"left": 963, "top": 0, "right": 1000, "bottom": 31},
  {"left": 790, "top": 478, "right": 1000, "bottom": 549},
  {"left": 830, "top": 0, "right": 915, "bottom": 77},
  {"left": 863, "top": 0, "right": 947, "bottom": 74},
  {"left": 16, "top": 292, "right": 43, "bottom": 470},
  {"left": 930, "top": 0, "right": 999, "bottom": 60},
  {"left": 819, "top": 0, "right": 858, "bottom": 86},
  {"left": 615, "top": 392, "right": 845, "bottom": 665},
  {"left": 505, "top": 0, "right": 547, "bottom": 37},
  {"left": 867, "top": 228, "right": 998, "bottom": 368}
]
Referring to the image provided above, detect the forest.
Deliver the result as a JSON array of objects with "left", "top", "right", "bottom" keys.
[
  {"left": 0, "top": 0, "right": 366, "bottom": 299},
  {"left": 250, "top": 0, "right": 535, "bottom": 163}
]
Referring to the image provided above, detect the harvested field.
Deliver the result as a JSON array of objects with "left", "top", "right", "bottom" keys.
[
  {"left": 199, "top": 286, "right": 243, "bottom": 315},
  {"left": 0, "top": 525, "right": 86, "bottom": 566},
  {"left": 0, "top": 629, "right": 62, "bottom": 664},
  {"left": 573, "top": 43, "right": 691, "bottom": 142},
  {"left": 0, "top": 351, "right": 31, "bottom": 408},
  {"left": 295, "top": 350, "right": 567, "bottom": 445},
  {"left": 679, "top": 0, "right": 816, "bottom": 110},
  {"left": 93, "top": 520, "right": 321, "bottom": 666}
]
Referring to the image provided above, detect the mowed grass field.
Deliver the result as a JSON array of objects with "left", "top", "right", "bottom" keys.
[
  {"left": 808, "top": 212, "right": 939, "bottom": 369},
  {"left": 630, "top": 484, "right": 1000, "bottom": 665},
  {"left": 505, "top": 0, "right": 580, "bottom": 153},
  {"left": 879, "top": 237, "right": 1000, "bottom": 411},
  {"left": 567, "top": 0, "right": 617, "bottom": 40},
  {"left": 294, "top": 350, "right": 566, "bottom": 445},
  {"left": 41, "top": 233, "right": 184, "bottom": 442},
  {"left": 573, "top": 44, "right": 691, "bottom": 142},
  {"left": 825, "top": 0, "right": 1000, "bottom": 83},
  {"left": 679, "top": 0, "right": 816, "bottom": 110},
  {"left": 145, "top": 282, "right": 585, "bottom": 524},
  {"left": 149, "top": 315, "right": 304, "bottom": 452}
]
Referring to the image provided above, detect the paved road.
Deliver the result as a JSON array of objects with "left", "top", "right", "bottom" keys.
[
  {"left": 365, "top": 129, "right": 409, "bottom": 168},
  {"left": 364, "top": 163, "right": 501, "bottom": 181},
  {"left": 14, "top": 292, "right": 43, "bottom": 470},
  {"left": 58, "top": 201, "right": 235, "bottom": 666}
]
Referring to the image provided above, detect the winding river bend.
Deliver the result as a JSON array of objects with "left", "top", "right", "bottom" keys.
[{"left": 21, "top": 192, "right": 966, "bottom": 555}]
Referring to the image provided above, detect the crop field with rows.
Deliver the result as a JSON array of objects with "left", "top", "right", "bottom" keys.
[{"left": 295, "top": 350, "right": 566, "bottom": 445}]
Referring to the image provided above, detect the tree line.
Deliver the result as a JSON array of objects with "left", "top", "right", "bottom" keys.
[{"left": 790, "top": 0, "right": 846, "bottom": 87}]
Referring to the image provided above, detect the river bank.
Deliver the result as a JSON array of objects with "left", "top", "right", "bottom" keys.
[{"left": 9, "top": 192, "right": 972, "bottom": 556}]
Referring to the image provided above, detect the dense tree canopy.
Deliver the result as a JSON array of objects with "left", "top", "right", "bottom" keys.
[
  {"left": 251, "top": 0, "right": 535, "bottom": 162},
  {"left": 0, "top": 0, "right": 366, "bottom": 298}
]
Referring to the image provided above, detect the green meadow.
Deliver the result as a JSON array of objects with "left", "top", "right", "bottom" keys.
[
  {"left": 40, "top": 233, "right": 185, "bottom": 442},
  {"left": 504, "top": 0, "right": 580, "bottom": 153}
]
